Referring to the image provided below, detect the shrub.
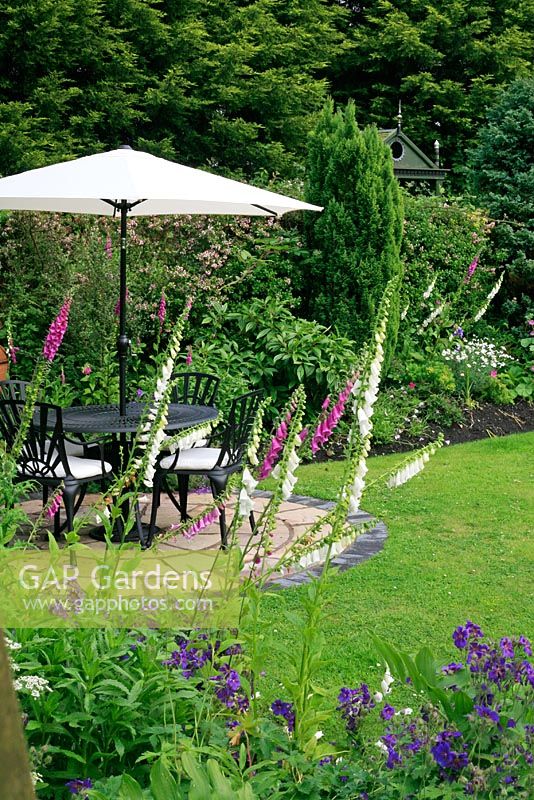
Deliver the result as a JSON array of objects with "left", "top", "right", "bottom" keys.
[
  {"left": 191, "top": 296, "right": 359, "bottom": 416},
  {"left": 0, "top": 211, "right": 304, "bottom": 391},
  {"left": 441, "top": 336, "right": 514, "bottom": 405},
  {"left": 399, "top": 194, "right": 498, "bottom": 341}
]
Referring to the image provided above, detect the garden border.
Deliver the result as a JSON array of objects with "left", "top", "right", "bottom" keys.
[{"left": 252, "top": 490, "right": 388, "bottom": 589}]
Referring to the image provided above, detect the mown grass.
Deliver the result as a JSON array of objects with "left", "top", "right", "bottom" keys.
[{"left": 259, "top": 432, "right": 534, "bottom": 699}]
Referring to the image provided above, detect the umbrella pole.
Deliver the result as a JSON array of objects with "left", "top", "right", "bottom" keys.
[{"left": 118, "top": 199, "right": 128, "bottom": 416}]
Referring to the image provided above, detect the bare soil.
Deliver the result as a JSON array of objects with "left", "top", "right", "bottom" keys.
[{"left": 371, "top": 400, "right": 534, "bottom": 456}]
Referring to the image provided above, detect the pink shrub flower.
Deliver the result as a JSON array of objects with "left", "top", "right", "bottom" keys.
[
  {"left": 311, "top": 377, "right": 354, "bottom": 454},
  {"left": 490, "top": 370, "right": 498, "bottom": 378},
  {"left": 158, "top": 293, "right": 166, "bottom": 329},
  {"left": 104, "top": 234, "right": 113, "bottom": 259},
  {"left": 408, "top": 381, "right": 416, "bottom": 390},
  {"left": 46, "top": 491, "right": 63, "bottom": 519},
  {"left": 114, "top": 289, "right": 130, "bottom": 317},
  {"left": 185, "top": 346, "right": 192, "bottom": 366},
  {"left": 465, "top": 256, "right": 479, "bottom": 282},
  {"left": 81, "top": 364, "right": 92, "bottom": 376},
  {"left": 43, "top": 298, "right": 72, "bottom": 362}
]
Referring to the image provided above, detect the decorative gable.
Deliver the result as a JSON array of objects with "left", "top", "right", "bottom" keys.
[{"left": 379, "top": 105, "right": 448, "bottom": 188}]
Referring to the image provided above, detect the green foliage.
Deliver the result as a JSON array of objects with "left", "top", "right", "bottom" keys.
[
  {"left": 468, "top": 77, "right": 534, "bottom": 298},
  {"left": 0, "top": 444, "right": 34, "bottom": 546},
  {"left": 303, "top": 101, "right": 403, "bottom": 362},
  {"left": 13, "top": 629, "right": 195, "bottom": 797},
  {"left": 503, "top": 335, "right": 534, "bottom": 400},
  {"left": 0, "top": 0, "right": 347, "bottom": 179},
  {"left": 399, "top": 194, "right": 496, "bottom": 333},
  {"left": 334, "top": 0, "right": 534, "bottom": 183},
  {"left": 371, "top": 388, "right": 427, "bottom": 446},
  {"left": 0, "top": 211, "right": 309, "bottom": 395},
  {"left": 0, "top": 0, "right": 532, "bottom": 190},
  {"left": 192, "top": 297, "right": 358, "bottom": 415}
]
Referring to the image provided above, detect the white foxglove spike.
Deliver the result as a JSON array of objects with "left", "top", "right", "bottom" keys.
[
  {"left": 238, "top": 487, "right": 254, "bottom": 517},
  {"left": 242, "top": 467, "right": 258, "bottom": 494},
  {"left": 422, "top": 278, "right": 436, "bottom": 300}
]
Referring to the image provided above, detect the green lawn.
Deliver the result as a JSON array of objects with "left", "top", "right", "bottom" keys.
[{"left": 260, "top": 432, "right": 534, "bottom": 697}]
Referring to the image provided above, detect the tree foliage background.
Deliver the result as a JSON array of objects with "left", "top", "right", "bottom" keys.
[
  {"left": 468, "top": 78, "right": 534, "bottom": 297},
  {"left": 0, "top": 0, "right": 532, "bottom": 180},
  {"left": 0, "top": 0, "right": 346, "bottom": 178},
  {"left": 331, "top": 0, "right": 534, "bottom": 176}
]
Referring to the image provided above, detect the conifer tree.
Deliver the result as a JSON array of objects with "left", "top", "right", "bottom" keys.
[
  {"left": 304, "top": 100, "right": 403, "bottom": 362},
  {"left": 468, "top": 78, "right": 534, "bottom": 297}
]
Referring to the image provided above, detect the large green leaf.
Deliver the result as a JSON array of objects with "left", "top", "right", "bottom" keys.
[
  {"left": 118, "top": 775, "right": 144, "bottom": 800},
  {"left": 150, "top": 760, "right": 180, "bottom": 800}
]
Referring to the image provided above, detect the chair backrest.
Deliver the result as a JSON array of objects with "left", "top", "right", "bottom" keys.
[
  {"left": 0, "top": 380, "right": 30, "bottom": 402},
  {"left": 218, "top": 390, "right": 263, "bottom": 467},
  {"left": 171, "top": 372, "right": 220, "bottom": 407},
  {"left": 0, "top": 399, "right": 68, "bottom": 479}
]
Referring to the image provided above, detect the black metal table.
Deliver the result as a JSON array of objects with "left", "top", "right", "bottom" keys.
[
  {"left": 58, "top": 401, "right": 219, "bottom": 543},
  {"left": 60, "top": 401, "right": 218, "bottom": 435}
]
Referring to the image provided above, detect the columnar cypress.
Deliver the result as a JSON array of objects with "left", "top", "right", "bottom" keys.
[{"left": 304, "top": 101, "right": 403, "bottom": 363}]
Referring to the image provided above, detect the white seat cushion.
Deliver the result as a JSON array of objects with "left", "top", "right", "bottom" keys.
[
  {"left": 60, "top": 455, "right": 113, "bottom": 480},
  {"left": 44, "top": 439, "right": 85, "bottom": 457},
  {"left": 19, "top": 455, "right": 112, "bottom": 480},
  {"left": 159, "top": 447, "right": 228, "bottom": 471}
]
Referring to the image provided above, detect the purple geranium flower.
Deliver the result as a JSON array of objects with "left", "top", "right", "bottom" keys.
[
  {"left": 500, "top": 637, "right": 514, "bottom": 658},
  {"left": 519, "top": 636, "right": 532, "bottom": 657},
  {"left": 337, "top": 683, "right": 375, "bottom": 733},
  {"left": 453, "top": 620, "right": 484, "bottom": 649},
  {"left": 474, "top": 704, "right": 500, "bottom": 724},
  {"left": 271, "top": 699, "right": 295, "bottom": 732},
  {"left": 65, "top": 778, "right": 93, "bottom": 797},
  {"left": 441, "top": 662, "right": 464, "bottom": 674},
  {"left": 431, "top": 730, "right": 468, "bottom": 776}
]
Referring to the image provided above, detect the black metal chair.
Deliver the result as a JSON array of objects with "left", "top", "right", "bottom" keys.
[
  {"left": 0, "top": 399, "right": 113, "bottom": 534},
  {"left": 147, "top": 390, "right": 262, "bottom": 548},
  {"left": 0, "top": 380, "right": 90, "bottom": 456},
  {"left": 0, "top": 379, "right": 30, "bottom": 402},
  {"left": 170, "top": 372, "right": 220, "bottom": 407},
  {"left": 159, "top": 371, "right": 220, "bottom": 513}
]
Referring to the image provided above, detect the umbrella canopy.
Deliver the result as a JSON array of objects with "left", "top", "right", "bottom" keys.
[
  {"left": 0, "top": 147, "right": 321, "bottom": 413},
  {"left": 0, "top": 146, "right": 321, "bottom": 216}
]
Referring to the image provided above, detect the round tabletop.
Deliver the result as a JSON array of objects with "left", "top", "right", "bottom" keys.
[{"left": 59, "top": 402, "right": 218, "bottom": 434}]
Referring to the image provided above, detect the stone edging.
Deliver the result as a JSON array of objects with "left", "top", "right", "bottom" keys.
[{"left": 252, "top": 490, "right": 388, "bottom": 589}]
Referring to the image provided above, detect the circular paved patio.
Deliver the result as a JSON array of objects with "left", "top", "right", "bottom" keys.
[{"left": 19, "top": 490, "right": 388, "bottom": 585}]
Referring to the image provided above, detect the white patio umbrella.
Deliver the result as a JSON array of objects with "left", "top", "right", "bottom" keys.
[{"left": 0, "top": 146, "right": 321, "bottom": 413}]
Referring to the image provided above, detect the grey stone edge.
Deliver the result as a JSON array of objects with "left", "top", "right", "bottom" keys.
[{"left": 252, "top": 491, "right": 388, "bottom": 590}]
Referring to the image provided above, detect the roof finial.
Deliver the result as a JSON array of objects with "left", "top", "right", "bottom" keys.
[{"left": 396, "top": 99, "right": 402, "bottom": 134}]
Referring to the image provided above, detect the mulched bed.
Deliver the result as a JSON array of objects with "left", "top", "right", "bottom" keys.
[
  {"left": 371, "top": 400, "right": 534, "bottom": 456},
  {"left": 313, "top": 401, "right": 534, "bottom": 460}
]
